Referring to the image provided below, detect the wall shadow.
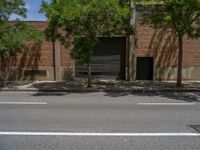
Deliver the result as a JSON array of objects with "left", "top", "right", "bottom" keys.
[
  {"left": 146, "top": 28, "right": 178, "bottom": 80},
  {"left": 5, "top": 43, "right": 42, "bottom": 81}
]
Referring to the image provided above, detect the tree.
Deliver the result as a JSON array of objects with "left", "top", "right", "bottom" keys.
[
  {"left": 143, "top": 0, "right": 200, "bottom": 87},
  {"left": 0, "top": 0, "right": 27, "bottom": 22},
  {"left": 0, "top": 0, "right": 43, "bottom": 87},
  {"left": 41, "top": 0, "right": 132, "bottom": 87},
  {"left": 71, "top": 36, "right": 99, "bottom": 87}
]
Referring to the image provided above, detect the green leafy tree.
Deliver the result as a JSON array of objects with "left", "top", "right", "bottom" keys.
[
  {"left": 0, "top": 0, "right": 26, "bottom": 22},
  {"left": 71, "top": 36, "right": 99, "bottom": 87},
  {"left": 0, "top": 0, "right": 43, "bottom": 87},
  {"left": 41, "top": 0, "right": 133, "bottom": 87},
  {"left": 143, "top": 0, "right": 200, "bottom": 87}
]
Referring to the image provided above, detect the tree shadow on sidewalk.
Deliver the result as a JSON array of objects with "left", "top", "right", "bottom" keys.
[
  {"left": 104, "top": 91, "right": 200, "bottom": 102},
  {"left": 31, "top": 81, "right": 96, "bottom": 96},
  {"left": 30, "top": 81, "right": 200, "bottom": 102}
]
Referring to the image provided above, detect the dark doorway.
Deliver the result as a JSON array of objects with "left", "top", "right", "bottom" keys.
[
  {"left": 75, "top": 37, "right": 126, "bottom": 80},
  {"left": 136, "top": 57, "right": 153, "bottom": 80}
]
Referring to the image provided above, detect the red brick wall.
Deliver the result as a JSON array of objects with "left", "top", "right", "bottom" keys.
[
  {"left": 16, "top": 21, "right": 74, "bottom": 68},
  {"left": 7, "top": 21, "right": 74, "bottom": 80},
  {"left": 135, "top": 21, "right": 200, "bottom": 68},
  {"left": 8, "top": 21, "right": 200, "bottom": 81},
  {"left": 40, "top": 41, "right": 53, "bottom": 67},
  {"left": 26, "top": 21, "right": 48, "bottom": 31},
  {"left": 61, "top": 45, "right": 74, "bottom": 68}
]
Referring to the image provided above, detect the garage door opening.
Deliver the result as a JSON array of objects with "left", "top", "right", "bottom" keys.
[
  {"left": 75, "top": 37, "right": 126, "bottom": 80},
  {"left": 136, "top": 57, "right": 153, "bottom": 80}
]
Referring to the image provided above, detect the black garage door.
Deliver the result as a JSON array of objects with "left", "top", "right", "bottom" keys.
[{"left": 75, "top": 37, "right": 126, "bottom": 80}]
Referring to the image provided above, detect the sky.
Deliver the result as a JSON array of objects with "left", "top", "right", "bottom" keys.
[{"left": 11, "top": 0, "right": 51, "bottom": 21}]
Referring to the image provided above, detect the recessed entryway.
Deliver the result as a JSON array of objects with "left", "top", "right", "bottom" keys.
[{"left": 136, "top": 57, "right": 153, "bottom": 80}]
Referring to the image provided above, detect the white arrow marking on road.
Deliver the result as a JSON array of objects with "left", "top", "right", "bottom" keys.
[
  {"left": 0, "top": 132, "right": 199, "bottom": 137},
  {"left": 0, "top": 102, "right": 47, "bottom": 105},
  {"left": 137, "top": 103, "right": 195, "bottom": 106}
]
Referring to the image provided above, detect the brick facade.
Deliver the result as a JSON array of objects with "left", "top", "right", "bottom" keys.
[
  {"left": 7, "top": 20, "right": 200, "bottom": 81},
  {"left": 8, "top": 21, "right": 74, "bottom": 81},
  {"left": 134, "top": 21, "right": 200, "bottom": 81}
]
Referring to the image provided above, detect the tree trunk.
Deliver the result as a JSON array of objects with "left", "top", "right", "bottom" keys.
[
  {"left": 0, "top": 56, "right": 6, "bottom": 87},
  {"left": 177, "top": 34, "right": 183, "bottom": 87},
  {"left": 0, "top": 56, "right": 2, "bottom": 87},
  {"left": 52, "top": 40, "right": 56, "bottom": 81},
  {"left": 87, "top": 63, "right": 92, "bottom": 88}
]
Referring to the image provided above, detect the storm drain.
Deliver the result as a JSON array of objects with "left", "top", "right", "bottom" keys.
[{"left": 190, "top": 125, "right": 200, "bottom": 133}]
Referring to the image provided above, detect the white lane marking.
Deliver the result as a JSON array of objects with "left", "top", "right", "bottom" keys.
[
  {"left": 0, "top": 102, "right": 47, "bottom": 105},
  {"left": 137, "top": 103, "right": 195, "bottom": 106},
  {"left": 0, "top": 132, "right": 199, "bottom": 137}
]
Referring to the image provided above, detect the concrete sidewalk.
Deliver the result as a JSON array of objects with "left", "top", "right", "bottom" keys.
[{"left": 0, "top": 80, "right": 200, "bottom": 93}]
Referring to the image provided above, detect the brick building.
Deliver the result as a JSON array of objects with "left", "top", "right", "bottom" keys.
[
  {"left": 7, "top": 8, "right": 200, "bottom": 81},
  {"left": 7, "top": 21, "right": 74, "bottom": 81},
  {"left": 129, "top": 6, "right": 200, "bottom": 81},
  {"left": 132, "top": 22, "right": 200, "bottom": 81}
]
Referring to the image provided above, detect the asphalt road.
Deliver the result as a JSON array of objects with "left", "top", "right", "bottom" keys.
[{"left": 0, "top": 91, "right": 200, "bottom": 150}]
